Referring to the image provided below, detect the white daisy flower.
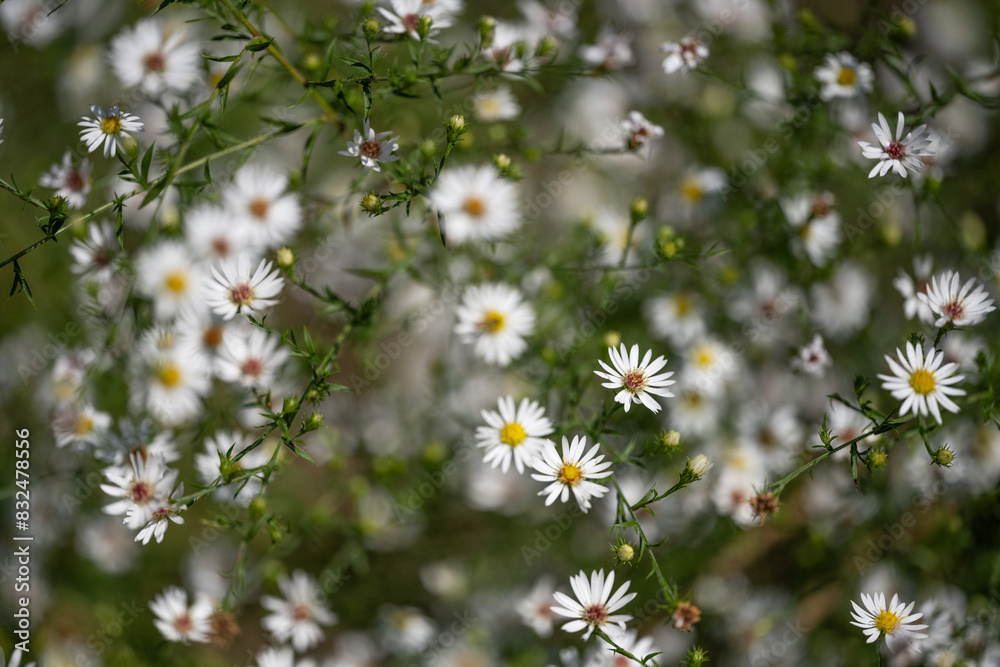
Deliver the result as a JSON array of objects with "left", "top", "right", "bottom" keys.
[
  {"left": 145, "top": 350, "right": 211, "bottom": 426},
  {"left": 814, "top": 52, "right": 874, "bottom": 101},
  {"left": 893, "top": 254, "right": 935, "bottom": 324},
  {"left": 877, "top": 342, "right": 966, "bottom": 425},
  {"left": 858, "top": 112, "right": 934, "bottom": 178},
  {"left": 255, "top": 646, "right": 317, "bottom": 667},
  {"left": 135, "top": 496, "right": 185, "bottom": 545},
  {"left": 669, "top": 384, "right": 721, "bottom": 438},
  {"left": 644, "top": 292, "right": 706, "bottom": 346},
  {"left": 184, "top": 204, "right": 253, "bottom": 263},
  {"left": 680, "top": 337, "right": 740, "bottom": 397},
  {"left": 205, "top": 254, "right": 284, "bottom": 320},
  {"left": 517, "top": 576, "right": 558, "bottom": 637},
  {"left": 595, "top": 343, "right": 675, "bottom": 413},
  {"left": 261, "top": 570, "right": 338, "bottom": 653},
  {"left": 135, "top": 241, "right": 207, "bottom": 320},
  {"left": 0, "top": 0, "right": 64, "bottom": 47},
  {"left": 52, "top": 402, "right": 111, "bottom": 450},
  {"left": 338, "top": 120, "right": 400, "bottom": 173},
  {"left": 224, "top": 164, "right": 302, "bottom": 249},
  {"left": 810, "top": 262, "right": 873, "bottom": 339},
  {"left": 109, "top": 18, "right": 202, "bottom": 97},
  {"left": 580, "top": 27, "right": 634, "bottom": 71},
  {"left": 780, "top": 191, "right": 841, "bottom": 266},
  {"left": 917, "top": 270, "right": 996, "bottom": 328},
  {"left": 454, "top": 283, "right": 535, "bottom": 367},
  {"left": 529, "top": 435, "right": 613, "bottom": 512},
  {"left": 194, "top": 430, "right": 269, "bottom": 506},
  {"left": 78, "top": 104, "right": 144, "bottom": 158},
  {"left": 476, "top": 395, "right": 555, "bottom": 474},
  {"left": 39, "top": 150, "right": 92, "bottom": 208},
  {"left": 791, "top": 334, "right": 831, "bottom": 378},
  {"left": 175, "top": 309, "right": 238, "bottom": 377},
  {"left": 550, "top": 569, "right": 636, "bottom": 641},
  {"left": 621, "top": 110, "right": 663, "bottom": 153},
  {"left": 150, "top": 586, "right": 213, "bottom": 644},
  {"left": 379, "top": 605, "right": 437, "bottom": 654},
  {"left": 678, "top": 166, "right": 727, "bottom": 206},
  {"left": 473, "top": 84, "right": 521, "bottom": 122},
  {"left": 218, "top": 327, "right": 289, "bottom": 388},
  {"left": 661, "top": 37, "right": 708, "bottom": 74},
  {"left": 428, "top": 165, "right": 520, "bottom": 245},
  {"left": 378, "top": 0, "right": 453, "bottom": 40},
  {"left": 850, "top": 592, "right": 929, "bottom": 648},
  {"left": 484, "top": 22, "right": 532, "bottom": 74},
  {"left": 100, "top": 452, "right": 179, "bottom": 530}
]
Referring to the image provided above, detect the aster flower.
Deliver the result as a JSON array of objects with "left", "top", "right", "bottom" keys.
[
  {"left": 428, "top": 165, "right": 520, "bottom": 245},
  {"left": 378, "top": 0, "right": 453, "bottom": 40},
  {"left": 678, "top": 167, "right": 727, "bottom": 206},
  {"left": 661, "top": 37, "right": 708, "bottom": 74},
  {"left": 0, "top": 648, "right": 35, "bottom": 667},
  {"left": 918, "top": 270, "right": 995, "bottom": 328},
  {"left": 850, "top": 592, "right": 929, "bottom": 648},
  {"left": 476, "top": 395, "right": 554, "bottom": 474},
  {"left": 550, "top": 569, "right": 636, "bottom": 640},
  {"left": 454, "top": 283, "right": 535, "bottom": 366},
  {"left": 39, "top": 150, "right": 91, "bottom": 208},
  {"left": 205, "top": 254, "right": 284, "bottom": 320},
  {"left": 893, "top": 255, "right": 935, "bottom": 324},
  {"left": 621, "top": 110, "right": 663, "bottom": 152},
  {"left": 150, "top": 586, "right": 214, "bottom": 644},
  {"left": 791, "top": 333, "right": 832, "bottom": 378},
  {"left": 580, "top": 27, "right": 634, "bottom": 71},
  {"left": 52, "top": 402, "right": 111, "bottom": 450},
  {"left": 223, "top": 164, "right": 302, "bottom": 249},
  {"left": 217, "top": 327, "right": 289, "bottom": 388},
  {"left": 261, "top": 570, "right": 338, "bottom": 652},
  {"left": 135, "top": 241, "right": 207, "bottom": 320},
  {"left": 529, "top": 435, "right": 613, "bottom": 512},
  {"left": 135, "top": 496, "right": 186, "bottom": 545},
  {"left": 78, "top": 104, "right": 144, "bottom": 158},
  {"left": 877, "top": 341, "right": 965, "bottom": 425},
  {"left": 595, "top": 343, "right": 675, "bottom": 413},
  {"left": 144, "top": 349, "right": 211, "bottom": 426},
  {"left": 184, "top": 204, "right": 252, "bottom": 263},
  {"left": 473, "top": 84, "right": 521, "bottom": 122},
  {"left": 100, "top": 452, "right": 179, "bottom": 529},
  {"left": 338, "top": 120, "right": 400, "bottom": 173},
  {"left": 780, "top": 191, "right": 842, "bottom": 266},
  {"left": 858, "top": 112, "right": 934, "bottom": 178},
  {"left": 644, "top": 292, "right": 706, "bottom": 346},
  {"left": 814, "top": 52, "right": 874, "bottom": 101},
  {"left": 517, "top": 576, "right": 558, "bottom": 637},
  {"left": 109, "top": 18, "right": 201, "bottom": 97},
  {"left": 255, "top": 646, "right": 317, "bottom": 667}
]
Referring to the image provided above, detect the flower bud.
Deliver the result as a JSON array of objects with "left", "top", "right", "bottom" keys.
[
  {"left": 493, "top": 153, "right": 511, "bottom": 171},
  {"left": 304, "top": 411, "right": 325, "bottom": 431},
  {"left": 630, "top": 196, "right": 649, "bottom": 222},
  {"left": 603, "top": 330, "right": 621, "bottom": 349},
  {"left": 932, "top": 445, "right": 955, "bottom": 468},
  {"left": 417, "top": 14, "right": 433, "bottom": 40},
  {"left": 687, "top": 454, "right": 712, "bottom": 479},
  {"left": 867, "top": 448, "right": 887, "bottom": 470},
  {"left": 363, "top": 17, "right": 381, "bottom": 40},
  {"left": 478, "top": 16, "right": 496, "bottom": 48},
  {"left": 361, "top": 193, "right": 381, "bottom": 215},
  {"left": 615, "top": 543, "right": 634, "bottom": 563},
  {"left": 276, "top": 247, "right": 295, "bottom": 269}
]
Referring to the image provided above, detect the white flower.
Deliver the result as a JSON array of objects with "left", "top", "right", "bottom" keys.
[
  {"left": 810, "top": 262, "right": 873, "bottom": 339},
  {"left": 0, "top": 0, "right": 64, "bottom": 47},
  {"left": 454, "top": 283, "right": 535, "bottom": 366},
  {"left": 669, "top": 384, "right": 721, "bottom": 438},
  {"left": 473, "top": 84, "right": 521, "bottom": 122},
  {"left": 261, "top": 570, "right": 337, "bottom": 653},
  {"left": 256, "top": 646, "right": 317, "bottom": 667},
  {"left": 476, "top": 395, "right": 554, "bottom": 474},
  {"left": 580, "top": 27, "right": 634, "bottom": 71},
  {"left": 175, "top": 309, "right": 237, "bottom": 377},
  {"left": 135, "top": 497, "right": 185, "bottom": 545},
  {"left": 379, "top": 605, "right": 437, "bottom": 654},
  {"left": 550, "top": 569, "right": 636, "bottom": 640},
  {"left": 918, "top": 270, "right": 996, "bottom": 327},
  {"left": 338, "top": 120, "right": 400, "bottom": 172},
  {"left": 530, "top": 435, "right": 613, "bottom": 512},
  {"left": 194, "top": 430, "right": 269, "bottom": 506},
  {"left": 135, "top": 241, "right": 207, "bottom": 320},
  {"left": 109, "top": 19, "right": 201, "bottom": 96},
  {"left": 150, "top": 586, "right": 213, "bottom": 644},
  {"left": 40, "top": 151, "right": 91, "bottom": 208},
  {"left": 78, "top": 104, "right": 144, "bottom": 158},
  {"left": 602, "top": 628, "right": 659, "bottom": 666},
  {"left": 791, "top": 334, "right": 832, "bottom": 378},
  {"left": 688, "top": 454, "right": 713, "bottom": 478},
  {"left": 485, "top": 22, "right": 532, "bottom": 74},
  {"left": 428, "top": 165, "right": 520, "bottom": 245},
  {"left": 101, "top": 452, "right": 179, "bottom": 529},
  {"left": 644, "top": 292, "right": 705, "bottom": 346},
  {"left": 52, "top": 402, "right": 111, "bottom": 450},
  {"left": 780, "top": 192, "right": 841, "bottom": 266},
  {"left": 1, "top": 647, "right": 35, "bottom": 667},
  {"left": 595, "top": 343, "right": 675, "bottom": 413},
  {"left": 218, "top": 327, "right": 289, "bottom": 388},
  {"left": 621, "top": 110, "right": 663, "bottom": 152},
  {"left": 680, "top": 337, "right": 740, "bottom": 397},
  {"left": 678, "top": 167, "right": 727, "bottom": 206},
  {"left": 206, "top": 254, "right": 284, "bottom": 320},
  {"left": 224, "top": 164, "right": 302, "bottom": 249},
  {"left": 893, "top": 254, "right": 935, "bottom": 324},
  {"left": 858, "top": 112, "right": 934, "bottom": 178},
  {"left": 661, "top": 37, "right": 708, "bottom": 74},
  {"left": 184, "top": 204, "right": 252, "bottom": 263},
  {"left": 878, "top": 342, "right": 965, "bottom": 425},
  {"left": 145, "top": 350, "right": 211, "bottom": 425},
  {"left": 378, "top": 0, "right": 453, "bottom": 39},
  {"left": 850, "top": 592, "right": 929, "bottom": 648},
  {"left": 517, "top": 576, "right": 558, "bottom": 637},
  {"left": 814, "top": 52, "right": 873, "bottom": 101}
]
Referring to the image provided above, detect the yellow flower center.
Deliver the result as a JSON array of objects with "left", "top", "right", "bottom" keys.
[
  {"left": 558, "top": 461, "right": 583, "bottom": 485},
  {"left": 874, "top": 609, "right": 901, "bottom": 634},
  {"left": 76, "top": 414, "right": 94, "bottom": 435},
  {"left": 680, "top": 177, "right": 703, "bottom": 204},
  {"left": 462, "top": 196, "right": 486, "bottom": 218},
  {"left": 157, "top": 364, "right": 181, "bottom": 387},
  {"left": 100, "top": 115, "right": 122, "bottom": 135},
  {"left": 500, "top": 422, "right": 526, "bottom": 447},
  {"left": 909, "top": 369, "right": 935, "bottom": 395},
  {"left": 837, "top": 67, "right": 857, "bottom": 86},
  {"left": 674, "top": 294, "right": 691, "bottom": 316},
  {"left": 693, "top": 344, "right": 714, "bottom": 368},
  {"left": 477, "top": 310, "right": 505, "bottom": 333},
  {"left": 165, "top": 271, "right": 187, "bottom": 293}
]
